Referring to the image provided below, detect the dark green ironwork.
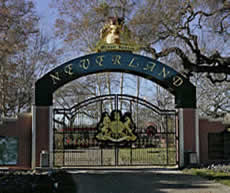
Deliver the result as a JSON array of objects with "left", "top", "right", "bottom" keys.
[
  {"left": 35, "top": 51, "right": 196, "bottom": 108},
  {"left": 53, "top": 94, "right": 178, "bottom": 167}
]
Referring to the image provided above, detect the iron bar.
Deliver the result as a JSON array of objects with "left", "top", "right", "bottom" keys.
[{"left": 53, "top": 94, "right": 177, "bottom": 167}]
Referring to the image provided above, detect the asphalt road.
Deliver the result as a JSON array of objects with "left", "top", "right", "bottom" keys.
[{"left": 68, "top": 169, "right": 230, "bottom": 193}]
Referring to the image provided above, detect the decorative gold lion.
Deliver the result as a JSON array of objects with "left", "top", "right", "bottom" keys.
[
  {"left": 99, "top": 17, "right": 133, "bottom": 44},
  {"left": 100, "top": 17, "right": 123, "bottom": 44},
  {"left": 95, "top": 16, "right": 139, "bottom": 52}
]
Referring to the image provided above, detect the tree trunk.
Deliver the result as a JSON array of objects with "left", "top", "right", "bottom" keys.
[
  {"left": 96, "top": 74, "right": 102, "bottom": 96},
  {"left": 119, "top": 73, "right": 124, "bottom": 110},
  {"left": 106, "top": 73, "right": 113, "bottom": 111},
  {"left": 136, "top": 76, "right": 140, "bottom": 127}
]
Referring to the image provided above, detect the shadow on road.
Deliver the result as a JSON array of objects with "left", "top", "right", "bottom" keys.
[
  {"left": 2, "top": 169, "right": 227, "bottom": 193},
  {"left": 71, "top": 170, "right": 216, "bottom": 193}
]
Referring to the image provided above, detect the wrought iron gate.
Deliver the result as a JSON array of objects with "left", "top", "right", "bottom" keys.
[{"left": 53, "top": 94, "right": 178, "bottom": 167}]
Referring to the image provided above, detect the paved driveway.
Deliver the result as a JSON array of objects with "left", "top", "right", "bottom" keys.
[{"left": 68, "top": 169, "right": 230, "bottom": 193}]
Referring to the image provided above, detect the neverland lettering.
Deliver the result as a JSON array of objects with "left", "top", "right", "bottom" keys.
[{"left": 49, "top": 54, "right": 184, "bottom": 88}]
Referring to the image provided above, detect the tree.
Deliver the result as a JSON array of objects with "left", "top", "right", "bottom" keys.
[
  {"left": 51, "top": 0, "right": 230, "bottom": 117},
  {"left": 53, "top": 73, "right": 120, "bottom": 108},
  {"left": 0, "top": 0, "right": 57, "bottom": 117},
  {"left": 131, "top": 0, "right": 230, "bottom": 83},
  {"left": 193, "top": 73, "right": 230, "bottom": 118},
  {"left": 0, "top": 0, "right": 38, "bottom": 116}
]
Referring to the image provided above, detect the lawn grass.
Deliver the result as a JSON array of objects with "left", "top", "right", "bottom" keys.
[
  {"left": 184, "top": 168, "right": 230, "bottom": 187},
  {"left": 54, "top": 147, "right": 177, "bottom": 166},
  {"left": 119, "top": 147, "right": 176, "bottom": 165}
]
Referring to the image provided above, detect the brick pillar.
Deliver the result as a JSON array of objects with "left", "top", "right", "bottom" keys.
[
  {"left": 35, "top": 106, "right": 50, "bottom": 167},
  {"left": 183, "top": 109, "right": 196, "bottom": 152},
  {"left": 183, "top": 108, "right": 198, "bottom": 166},
  {"left": 178, "top": 109, "right": 184, "bottom": 168}
]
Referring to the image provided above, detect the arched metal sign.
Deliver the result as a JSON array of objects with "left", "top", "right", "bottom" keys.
[{"left": 35, "top": 51, "right": 196, "bottom": 108}]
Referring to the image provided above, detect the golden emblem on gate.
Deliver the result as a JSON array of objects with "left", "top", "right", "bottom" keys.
[{"left": 96, "top": 110, "right": 137, "bottom": 142}]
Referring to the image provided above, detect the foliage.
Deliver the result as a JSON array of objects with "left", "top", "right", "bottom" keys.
[
  {"left": 0, "top": 0, "right": 57, "bottom": 117},
  {"left": 0, "top": 0, "right": 37, "bottom": 116},
  {"left": 193, "top": 73, "right": 230, "bottom": 117},
  {"left": 135, "top": 0, "right": 230, "bottom": 83}
]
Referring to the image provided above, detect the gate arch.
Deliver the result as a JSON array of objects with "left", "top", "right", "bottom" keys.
[
  {"left": 35, "top": 51, "right": 196, "bottom": 108},
  {"left": 33, "top": 51, "right": 198, "bottom": 169}
]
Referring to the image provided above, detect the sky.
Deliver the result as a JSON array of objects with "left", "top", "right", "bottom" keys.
[
  {"left": 34, "top": 0, "right": 79, "bottom": 63},
  {"left": 34, "top": 0, "right": 56, "bottom": 34}
]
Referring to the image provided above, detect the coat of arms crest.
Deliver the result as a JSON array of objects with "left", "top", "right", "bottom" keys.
[{"left": 96, "top": 110, "right": 137, "bottom": 143}]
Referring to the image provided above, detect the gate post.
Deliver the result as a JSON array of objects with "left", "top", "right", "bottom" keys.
[
  {"left": 34, "top": 106, "right": 52, "bottom": 168},
  {"left": 49, "top": 106, "right": 53, "bottom": 168},
  {"left": 32, "top": 105, "right": 36, "bottom": 169},
  {"left": 179, "top": 109, "right": 184, "bottom": 168},
  {"left": 183, "top": 108, "right": 199, "bottom": 167},
  {"left": 195, "top": 109, "right": 200, "bottom": 164}
]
